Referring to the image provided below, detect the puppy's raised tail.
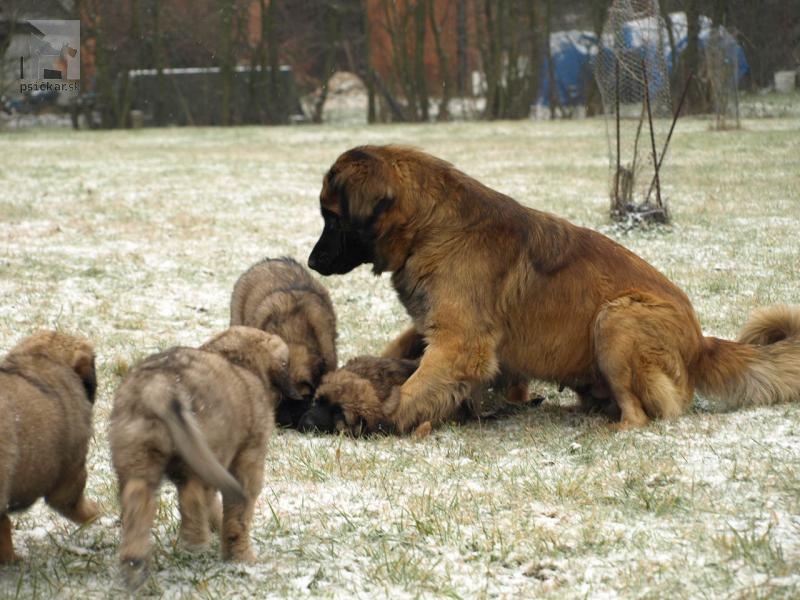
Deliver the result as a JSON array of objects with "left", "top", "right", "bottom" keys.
[
  {"left": 156, "top": 389, "right": 245, "bottom": 503},
  {"left": 694, "top": 305, "right": 800, "bottom": 410}
]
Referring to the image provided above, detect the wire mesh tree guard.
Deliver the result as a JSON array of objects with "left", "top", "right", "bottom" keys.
[{"left": 594, "top": 0, "right": 674, "bottom": 226}]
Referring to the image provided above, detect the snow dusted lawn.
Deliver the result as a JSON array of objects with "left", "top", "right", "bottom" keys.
[{"left": 1, "top": 117, "right": 799, "bottom": 598}]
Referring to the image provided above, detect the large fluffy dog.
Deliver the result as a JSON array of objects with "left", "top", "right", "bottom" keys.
[
  {"left": 308, "top": 145, "right": 800, "bottom": 432},
  {"left": 0, "top": 331, "right": 100, "bottom": 563}
]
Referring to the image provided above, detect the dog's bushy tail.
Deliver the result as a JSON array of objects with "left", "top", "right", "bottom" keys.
[
  {"left": 155, "top": 388, "right": 245, "bottom": 502},
  {"left": 694, "top": 305, "right": 800, "bottom": 410}
]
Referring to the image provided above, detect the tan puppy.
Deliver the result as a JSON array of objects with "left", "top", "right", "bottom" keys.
[
  {"left": 109, "top": 327, "right": 297, "bottom": 590},
  {"left": 300, "top": 355, "right": 535, "bottom": 436},
  {"left": 0, "top": 331, "right": 100, "bottom": 564},
  {"left": 300, "top": 356, "right": 419, "bottom": 435},
  {"left": 308, "top": 145, "right": 800, "bottom": 431},
  {"left": 231, "top": 256, "right": 337, "bottom": 427}
]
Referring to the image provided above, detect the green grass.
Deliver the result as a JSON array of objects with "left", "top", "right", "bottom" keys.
[{"left": 1, "top": 113, "right": 799, "bottom": 598}]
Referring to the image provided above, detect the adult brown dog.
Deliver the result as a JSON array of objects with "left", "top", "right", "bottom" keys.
[
  {"left": 0, "top": 331, "right": 100, "bottom": 563},
  {"left": 110, "top": 327, "right": 297, "bottom": 589},
  {"left": 308, "top": 145, "right": 800, "bottom": 432},
  {"left": 231, "top": 256, "right": 337, "bottom": 427}
]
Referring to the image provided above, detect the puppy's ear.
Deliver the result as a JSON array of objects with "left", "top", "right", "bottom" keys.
[{"left": 73, "top": 351, "right": 97, "bottom": 403}]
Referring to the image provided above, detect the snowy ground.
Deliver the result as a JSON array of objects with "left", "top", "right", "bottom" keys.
[{"left": 1, "top": 116, "right": 799, "bottom": 599}]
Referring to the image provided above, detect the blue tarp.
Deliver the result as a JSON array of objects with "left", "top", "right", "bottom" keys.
[{"left": 537, "top": 12, "right": 749, "bottom": 108}]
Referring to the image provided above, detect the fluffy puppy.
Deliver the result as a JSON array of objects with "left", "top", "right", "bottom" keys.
[
  {"left": 0, "top": 331, "right": 100, "bottom": 564},
  {"left": 299, "top": 356, "right": 418, "bottom": 435},
  {"left": 109, "top": 327, "right": 297, "bottom": 590},
  {"left": 230, "top": 256, "right": 337, "bottom": 427},
  {"left": 300, "top": 355, "right": 536, "bottom": 436}
]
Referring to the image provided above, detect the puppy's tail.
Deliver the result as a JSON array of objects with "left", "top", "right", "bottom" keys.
[
  {"left": 694, "top": 305, "right": 800, "bottom": 410},
  {"left": 156, "top": 389, "right": 245, "bottom": 503}
]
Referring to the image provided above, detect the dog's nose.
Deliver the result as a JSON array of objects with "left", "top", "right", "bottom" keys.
[{"left": 307, "top": 254, "right": 319, "bottom": 271}]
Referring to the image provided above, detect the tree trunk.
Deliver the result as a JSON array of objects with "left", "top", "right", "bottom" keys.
[
  {"left": 544, "top": 0, "right": 558, "bottom": 118},
  {"left": 527, "top": 0, "right": 542, "bottom": 119},
  {"left": 683, "top": 0, "right": 706, "bottom": 113},
  {"left": 413, "top": 0, "right": 429, "bottom": 121},
  {"left": 429, "top": 0, "right": 452, "bottom": 121},
  {"left": 219, "top": 0, "right": 234, "bottom": 125},
  {"left": 362, "top": 0, "right": 376, "bottom": 123},
  {"left": 456, "top": 0, "right": 468, "bottom": 96}
]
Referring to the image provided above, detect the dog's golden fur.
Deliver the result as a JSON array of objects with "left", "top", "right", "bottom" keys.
[
  {"left": 231, "top": 256, "right": 337, "bottom": 425},
  {"left": 109, "top": 327, "right": 289, "bottom": 589},
  {"left": 309, "top": 145, "right": 800, "bottom": 432},
  {"left": 0, "top": 331, "right": 100, "bottom": 563}
]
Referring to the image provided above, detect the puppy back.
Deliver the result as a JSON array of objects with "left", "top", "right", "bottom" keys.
[{"left": 230, "top": 256, "right": 337, "bottom": 372}]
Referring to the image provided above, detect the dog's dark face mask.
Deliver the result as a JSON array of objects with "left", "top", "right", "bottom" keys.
[
  {"left": 308, "top": 163, "right": 394, "bottom": 276},
  {"left": 308, "top": 207, "right": 374, "bottom": 276},
  {"left": 297, "top": 396, "right": 344, "bottom": 434}
]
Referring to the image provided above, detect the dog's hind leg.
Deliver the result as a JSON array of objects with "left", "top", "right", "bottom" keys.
[
  {"left": 46, "top": 465, "right": 100, "bottom": 524},
  {"left": 119, "top": 477, "right": 158, "bottom": 590},
  {"left": 594, "top": 294, "right": 694, "bottom": 428},
  {"left": 207, "top": 490, "right": 223, "bottom": 533},
  {"left": 221, "top": 445, "right": 265, "bottom": 563},
  {"left": 177, "top": 478, "right": 212, "bottom": 551},
  {"left": 0, "top": 514, "right": 17, "bottom": 564}
]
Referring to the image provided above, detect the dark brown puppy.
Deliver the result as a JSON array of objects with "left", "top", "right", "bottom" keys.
[
  {"left": 110, "top": 327, "right": 296, "bottom": 590},
  {"left": 300, "top": 355, "right": 536, "bottom": 436},
  {"left": 299, "top": 356, "right": 419, "bottom": 435},
  {"left": 231, "top": 256, "right": 337, "bottom": 427},
  {"left": 0, "top": 331, "right": 100, "bottom": 564},
  {"left": 308, "top": 145, "right": 800, "bottom": 432}
]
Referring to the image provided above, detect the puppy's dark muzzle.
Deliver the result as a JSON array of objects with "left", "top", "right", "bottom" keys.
[{"left": 298, "top": 403, "right": 339, "bottom": 434}]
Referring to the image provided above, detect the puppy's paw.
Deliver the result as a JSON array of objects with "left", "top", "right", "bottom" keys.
[
  {"left": 229, "top": 548, "right": 257, "bottom": 564},
  {"left": 607, "top": 417, "right": 648, "bottom": 432},
  {"left": 78, "top": 498, "right": 102, "bottom": 523},
  {"left": 411, "top": 421, "right": 432, "bottom": 439},
  {"left": 121, "top": 557, "right": 148, "bottom": 592}
]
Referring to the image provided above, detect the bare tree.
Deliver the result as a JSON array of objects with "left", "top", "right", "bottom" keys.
[{"left": 476, "top": 0, "right": 541, "bottom": 120}]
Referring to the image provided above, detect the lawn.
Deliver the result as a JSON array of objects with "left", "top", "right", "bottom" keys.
[{"left": 1, "top": 113, "right": 799, "bottom": 598}]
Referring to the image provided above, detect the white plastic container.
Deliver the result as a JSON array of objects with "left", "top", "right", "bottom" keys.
[{"left": 774, "top": 70, "right": 797, "bottom": 93}]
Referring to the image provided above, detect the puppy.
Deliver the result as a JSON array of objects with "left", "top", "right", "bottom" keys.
[
  {"left": 300, "top": 356, "right": 447, "bottom": 436},
  {"left": 231, "top": 256, "right": 337, "bottom": 427},
  {"left": 300, "top": 356, "right": 536, "bottom": 436},
  {"left": 109, "top": 326, "right": 298, "bottom": 590},
  {"left": 0, "top": 331, "right": 100, "bottom": 564}
]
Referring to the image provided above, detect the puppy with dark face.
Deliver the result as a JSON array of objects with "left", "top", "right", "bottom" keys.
[
  {"left": 299, "top": 356, "right": 419, "bottom": 436},
  {"left": 309, "top": 145, "right": 800, "bottom": 433},
  {"left": 110, "top": 327, "right": 297, "bottom": 590},
  {"left": 231, "top": 257, "right": 337, "bottom": 427},
  {"left": 299, "top": 355, "right": 537, "bottom": 436},
  {"left": 0, "top": 331, "right": 100, "bottom": 564}
]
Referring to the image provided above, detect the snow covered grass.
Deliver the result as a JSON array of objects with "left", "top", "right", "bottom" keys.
[{"left": 1, "top": 116, "right": 799, "bottom": 598}]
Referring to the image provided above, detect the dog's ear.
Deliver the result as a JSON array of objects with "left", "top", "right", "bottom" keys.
[{"left": 73, "top": 351, "right": 97, "bottom": 403}]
